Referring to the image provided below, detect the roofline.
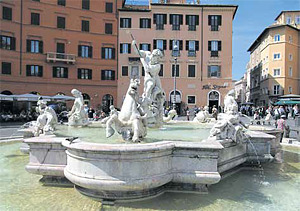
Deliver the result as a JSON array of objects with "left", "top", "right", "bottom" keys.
[
  {"left": 274, "top": 10, "right": 300, "bottom": 21},
  {"left": 119, "top": 8, "right": 151, "bottom": 12},
  {"left": 247, "top": 24, "right": 299, "bottom": 52}
]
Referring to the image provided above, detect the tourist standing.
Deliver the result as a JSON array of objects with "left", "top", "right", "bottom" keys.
[
  {"left": 212, "top": 105, "right": 218, "bottom": 120},
  {"left": 277, "top": 115, "right": 287, "bottom": 142}
]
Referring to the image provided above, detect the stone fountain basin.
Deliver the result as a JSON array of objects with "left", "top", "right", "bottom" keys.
[{"left": 61, "top": 140, "right": 223, "bottom": 199}]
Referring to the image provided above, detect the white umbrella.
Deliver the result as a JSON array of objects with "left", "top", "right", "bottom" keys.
[
  {"left": 51, "top": 94, "right": 75, "bottom": 101},
  {"left": 0, "top": 94, "right": 14, "bottom": 101}
]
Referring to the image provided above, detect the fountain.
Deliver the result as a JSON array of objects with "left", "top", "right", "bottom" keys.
[{"left": 20, "top": 40, "right": 282, "bottom": 205}]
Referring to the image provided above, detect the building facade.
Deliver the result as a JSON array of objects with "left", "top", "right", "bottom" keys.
[
  {"left": 234, "top": 73, "right": 247, "bottom": 105},
  {"left": 117, "top": 0, "right": 237, "bottom": 114},
  {"left": 0, "top": 0, "right": 124, "bottom": 111},
  {"left": 248, "top": 11, "right": 300, "bottom": 106}
]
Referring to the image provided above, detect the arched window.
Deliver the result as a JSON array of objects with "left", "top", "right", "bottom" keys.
[
  {"left": 102, "top": 94, "right": 114, "bottom": 113},
  {"left": 169, "top": 90, "right": 182, "bottom": 103},
  {"left": 1, "top": 90, "right": 13, "bottom": 95},
  {"left": 82, "top": 93, "right": 90, "bottom": 105}
]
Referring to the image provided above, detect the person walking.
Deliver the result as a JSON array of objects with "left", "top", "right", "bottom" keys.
[{"left": 277, "top": 115, "right": 287, "bottom": 142}]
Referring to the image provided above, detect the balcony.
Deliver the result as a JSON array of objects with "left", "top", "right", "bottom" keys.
[
  {"left": 188, "top": 50, "right": 196, "bottom": 57},
  {"left": 188, "top": 25, "right": 196, "bottom": 31},
  {"left": 156, "top": 24, "right": 164, "bottom": 30},
  {"left": 210, "top": 51, "right": 219, "bottom": 57},
  {"left": 46, "top": 52, "right": 76, "bottom": 64},
  {"left": 172, "top": 24, "right": 180, "bottom": 31}
]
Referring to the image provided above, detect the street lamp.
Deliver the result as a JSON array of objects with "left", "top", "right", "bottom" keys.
[{"left": 172, "top": 41, "right": 179, "bottom": 110}]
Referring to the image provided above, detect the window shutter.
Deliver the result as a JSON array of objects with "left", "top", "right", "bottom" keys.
[
  {"left": 120, "top": 18, "right": 123, "bottom": 28},
  {"left": 186, "top": 15, "right": 189, "bottom": 25},
  {"left": 148, "top": 19, "right": 151, "bottom": 28},
  {"left": 128, "top": 19, "right": 131, "bottom": 28},
  {"left": 218, "top": 66, "right": 221, "bottom": 77},
  {"left": 120, "top": 44, "right": 123, "bottom": 53},
  {"left": 208, "top": 41, "right": 211, "bottom": 51},
  {"left": 112, "top": 71, "right": 115, "bottom": 80},
  {"left": 163, "top": 40, "right": 166, "bottom": 50},
  {"left": 153, "top": 14, "right": 156, "bottom": 24},
  {"left": 112, "top": 48, "right": 115, "bottom": 59},
  {"left": 195, "top": 15, "right": 199, "bottom": 25},
  {"left": 26, "top": 65, "right": 30, "bottom": 76},
  {"left": 78, "top": 45, "right": 82, "bottom": 57},
  {"left": 186, "top": 40, "right": 189, "bottom": 50},
  {"left": 77, "top": 69, "right": 81, "bottom": 79},
  {"left": 128, "top": 44, "right": 131, "bottom": 54},
  {"left": 0, "top": 36, "right": 3, "bottom": 48},
  {"left": 101, "top": 47, "right": 105, "bottom": 59},
  {"left": 163, "top": 14, "right": 167, "bottom": 24},
  {"left": 88, "top": 69, "right": 92, "bottom": 79},
  {"left": 179, "top": 15, "right": 183, "bottom": 25},
  {"left": 195, "top": 41, "right": 199, "bottom": 51},
  {"left": 39, "top": 41, "right": 43, "bottom": 53},
  {"left": 27, "top": 40, "right": 31, "bottom": 52},
  {"left": 148, "top": 44, "right": 151, "bottom": 51},
  {"left": 207, "top": 66, "right": 210, "bottom": 77},
  {"left": 38, "top": 66, "right": 43, "bottom": 77},
  {"left": 101, "top": 70, "right": 105, "bottom": 80},
  {"left": 153, "top": 40, "right": 157, "bottom": 49},
  {"left": 169, "top": 40, "right": 173, "bottom": 50},
  {"left": 179, "top": 40, "right": 183, "bottom": 50},
  {"left": 139, "top": 18, "right": 142, "bottom": 28},
  {"left": 208, "top": 15, "right": 211, "bottom": 25},
  {"left": 139, "top": 44, "right": 142, "bottom": 50},
  {"left": 169, "top": 14, "right": 173, "bottom": 24},
  {"left": 52, "top": 67, "right": 56, "bottom": 77},
  {"left": 11, "top": 37, "right": 16, "bottom": 50},
  {"left": 88, "top": 46, "right": 93, "bottom": 58},
  {"left": 218, "top": 15, "right": 222, "bottom": 26},
  {"left": 64, "top": 68, "right": 68, "bottom": 78},
  {"left": 218, "top": 41, "right": 222, "bottom": 51}
]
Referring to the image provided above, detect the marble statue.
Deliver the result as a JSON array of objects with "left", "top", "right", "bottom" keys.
[
  {"left": 194, "top": 106, "right": 210, "bottom": 123},
  {"left": 132, "top": 40, "right": 166, "bottom": 128},
  {"left": 33, "top": 98, "right": 58, "bottom": 136},
  {"left": 68, "top": 89, "right": 89, "bottom": 126},
  {"left": 163, "top": 109, "right": 177, "bottom": 123},
  {"left": 209, "top": 90, "right": 248, "bottom": 142},
  {"left": 105, "top": 79, "right": 147, "bottom": 142}
]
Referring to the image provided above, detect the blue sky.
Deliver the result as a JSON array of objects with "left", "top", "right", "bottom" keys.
[{"left": 126, "top": 0, "right": 300, "bottom": 80}]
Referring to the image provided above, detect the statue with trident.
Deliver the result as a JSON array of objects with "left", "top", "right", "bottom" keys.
[{"left": 131, "top": 34, "right": 166, "bottom": 127}]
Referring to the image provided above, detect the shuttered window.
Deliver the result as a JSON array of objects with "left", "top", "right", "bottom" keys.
[
  {"left": 78, "top": 68, "right": 92, "bottom": 79},
  {"left": 26, "top": 40, "right": 43, "bottom": 53},
  {"left": 26, "top": 65, "right": 43, "bottom": 77}
]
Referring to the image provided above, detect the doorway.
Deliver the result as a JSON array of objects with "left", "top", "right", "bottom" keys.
[{"left": 208, "top": 90, "right": 220, "bottom": 113}]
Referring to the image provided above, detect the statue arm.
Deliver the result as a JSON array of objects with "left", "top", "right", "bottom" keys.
[{"left": 132, "top": 40, "right": 147, "bottom": 58}]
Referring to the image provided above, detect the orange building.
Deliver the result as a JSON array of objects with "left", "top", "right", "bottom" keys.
[
  {"left": 0, "top": 0, "right": 124, "bottom": 112},
  {"left": 117, "top": 0, "right": 237, "bottom": 114}
]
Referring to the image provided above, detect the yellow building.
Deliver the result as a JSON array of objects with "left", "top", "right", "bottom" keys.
[{"left": 248, "top": 10, "right": 300, "bottom": 106}]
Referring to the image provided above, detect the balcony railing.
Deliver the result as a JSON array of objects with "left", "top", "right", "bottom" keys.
[
  {"left": 210, "top": 51, "right": 219, "bottom": 57},
  {"left": 156, "top": 24, "right": 164, "bottom": 30},
  {"left": 188, "top": 25, "right": 196, "bottom": 31},
  {"left": 188, "top": 50, "right": 196, "bottom": 57},
  {"left": 46, "top": 52, "right": 76, "bottom": 64},
  {"left": 172, "top": 24, "right": 180, "bottom": 30}
]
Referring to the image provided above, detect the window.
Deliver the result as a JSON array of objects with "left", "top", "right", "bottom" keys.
[
  {"left": 57, "top": 16, "right": 65, "bottom": 29},
  {"left": 105, "top": 2, "right": 113, "bottom": 13},
  {"left": 105, "top": 23, "right": 112, "bottom": 34},
  {"left": 296, "top": 15, "right": 300, "bottom": 24},
  {"left": 26, "top": 40, "right": 43, "bottom": 53},
  {"left": 131, "top": 66, "right": 139, "bottom": 79},
  {"left": 170, "top": 14, "right": 183, "bottom": 30},
  {"left": 139, "top": 43, "right": 151, "bottom": 51},
  {"left": 186, "top": 40, "right": 199, "bottom": 57},
  {"left": 208, "top": 15, "right": 221, "bottom": 31},
  {"left": 0, "top": 35, "right": 16, "bottom": 50},
  {"left": 273, "top": 68, "right": 280, "bottom": 76},
  {"left": 82, "top": 0, "right": 90, "bottom": 10},
  {"left": 26, "top": 65, "right": 43, "bottom": 77},
  {"left": 172, "top": 64, "right": 179, "bottom": 77},
  {"left": 142, "top": 67, "right": 145, "bottom": 76},
  {"left": 159, "top": 64, "right": 163, "bottom": 77},
  {"left": 153, "top": 39, "right": 166, "bottom": 51},
  {"left": 188, "top": 65, "right": 196, "bottom": 77},
  {"left": 273, "top": 85, "right": 280, "bottom": 95},
  {"left": 81, "top": 20, "right": 89, "bottom": 32},
  {"left": 208, "top": 65, "right": 221, "bottom": 77},
  {"left": 208, "top": 41, "right": 221, "bottom": 57},
  {"left": 273, "top": 53, "right": 281, "bottom": 60},
  {"left": 58, "top": 0, "right": 66, "bottom": 6},
  {"left": 2, "top": 6, "right": 12, "bottom": 20},
  {"left": 289, "top": 35, "right": 293, "bottom": 43},
  {"left": 170, "top": 40, "right": 182, "bottom": 57},
  {"left": 186, "top": 15, "right": 199, "bottom": 31},
  {"left": 2, "top": 62, "right": 11, "bottom": 74},
  {"left": 120, "top": 18, "right": 131, "bottom": 28},
  {"left": 289, "top": 67, "right": 292, "bottom": 77},
  {"left": 101, "top": 47, "right": 115, "bottom": 59},
  {"left": 289, "top": 54, "right": 293, "bottom": 61},
  {"left": 53, "top": 67, "right": 68, "bottom": 78},
  {"left": 31, "top": 13, "right": 40, "bottom": 25},
  {"left": 187, "top": 96, "right": 196, "bottom": 104},
  {"left": 122, "top": 66, "right": 128, "bottom": 76},
  {"left": 78, "top": 68, "right": 92, "bottom": 79},
  {"left": 288, "top": 86, "right": 292, "bottom": 94},
  {"left": 286, "top": 16, "right": 291, "bottom": 24},
  {"left": 274, "top": 34, "right": 280, "bottom": 42},
  {"left": 120, "top": 43, "right": 131, "bottom": 54},
  {"left": 153, "top": 14, "right": 167, "bottom": 30},
  {"left": 140, "top": 18, "right": 151, "bottom": 28},
  {"left": 78, "top": 45, "right": 92, "bottom": 58}
]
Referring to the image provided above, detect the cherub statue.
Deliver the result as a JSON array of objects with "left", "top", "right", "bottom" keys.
[{"left": 68, "top": 89, "right": 89, "bottom": 126}]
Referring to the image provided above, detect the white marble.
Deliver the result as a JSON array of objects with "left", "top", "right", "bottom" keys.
[
  {"left": 194, "top": 106, "right": 210, "bottom": 123},
  {"left": 163, "top": 109, "right": 177, "bottom": 122},
  {"left": 68, "top": 89, "right": 89, "bottom": 126}
]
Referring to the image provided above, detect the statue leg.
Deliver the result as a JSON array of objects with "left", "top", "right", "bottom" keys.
[
  {"left": 132, "top": 119, "right": 144, "bottom": 142},
  {"left": 106, "top": 114, "right": 118, "bottom": 138}
]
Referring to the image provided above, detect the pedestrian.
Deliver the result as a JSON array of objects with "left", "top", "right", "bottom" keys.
[
  {"left": 212, "top": 105, "right": 218, "bottom": 120},
  {"left": 277, "top": 115, "right": 287, "bottom": 142},
  {"left": 186, "top": 109, "right": 190, "bottom": 121}
]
